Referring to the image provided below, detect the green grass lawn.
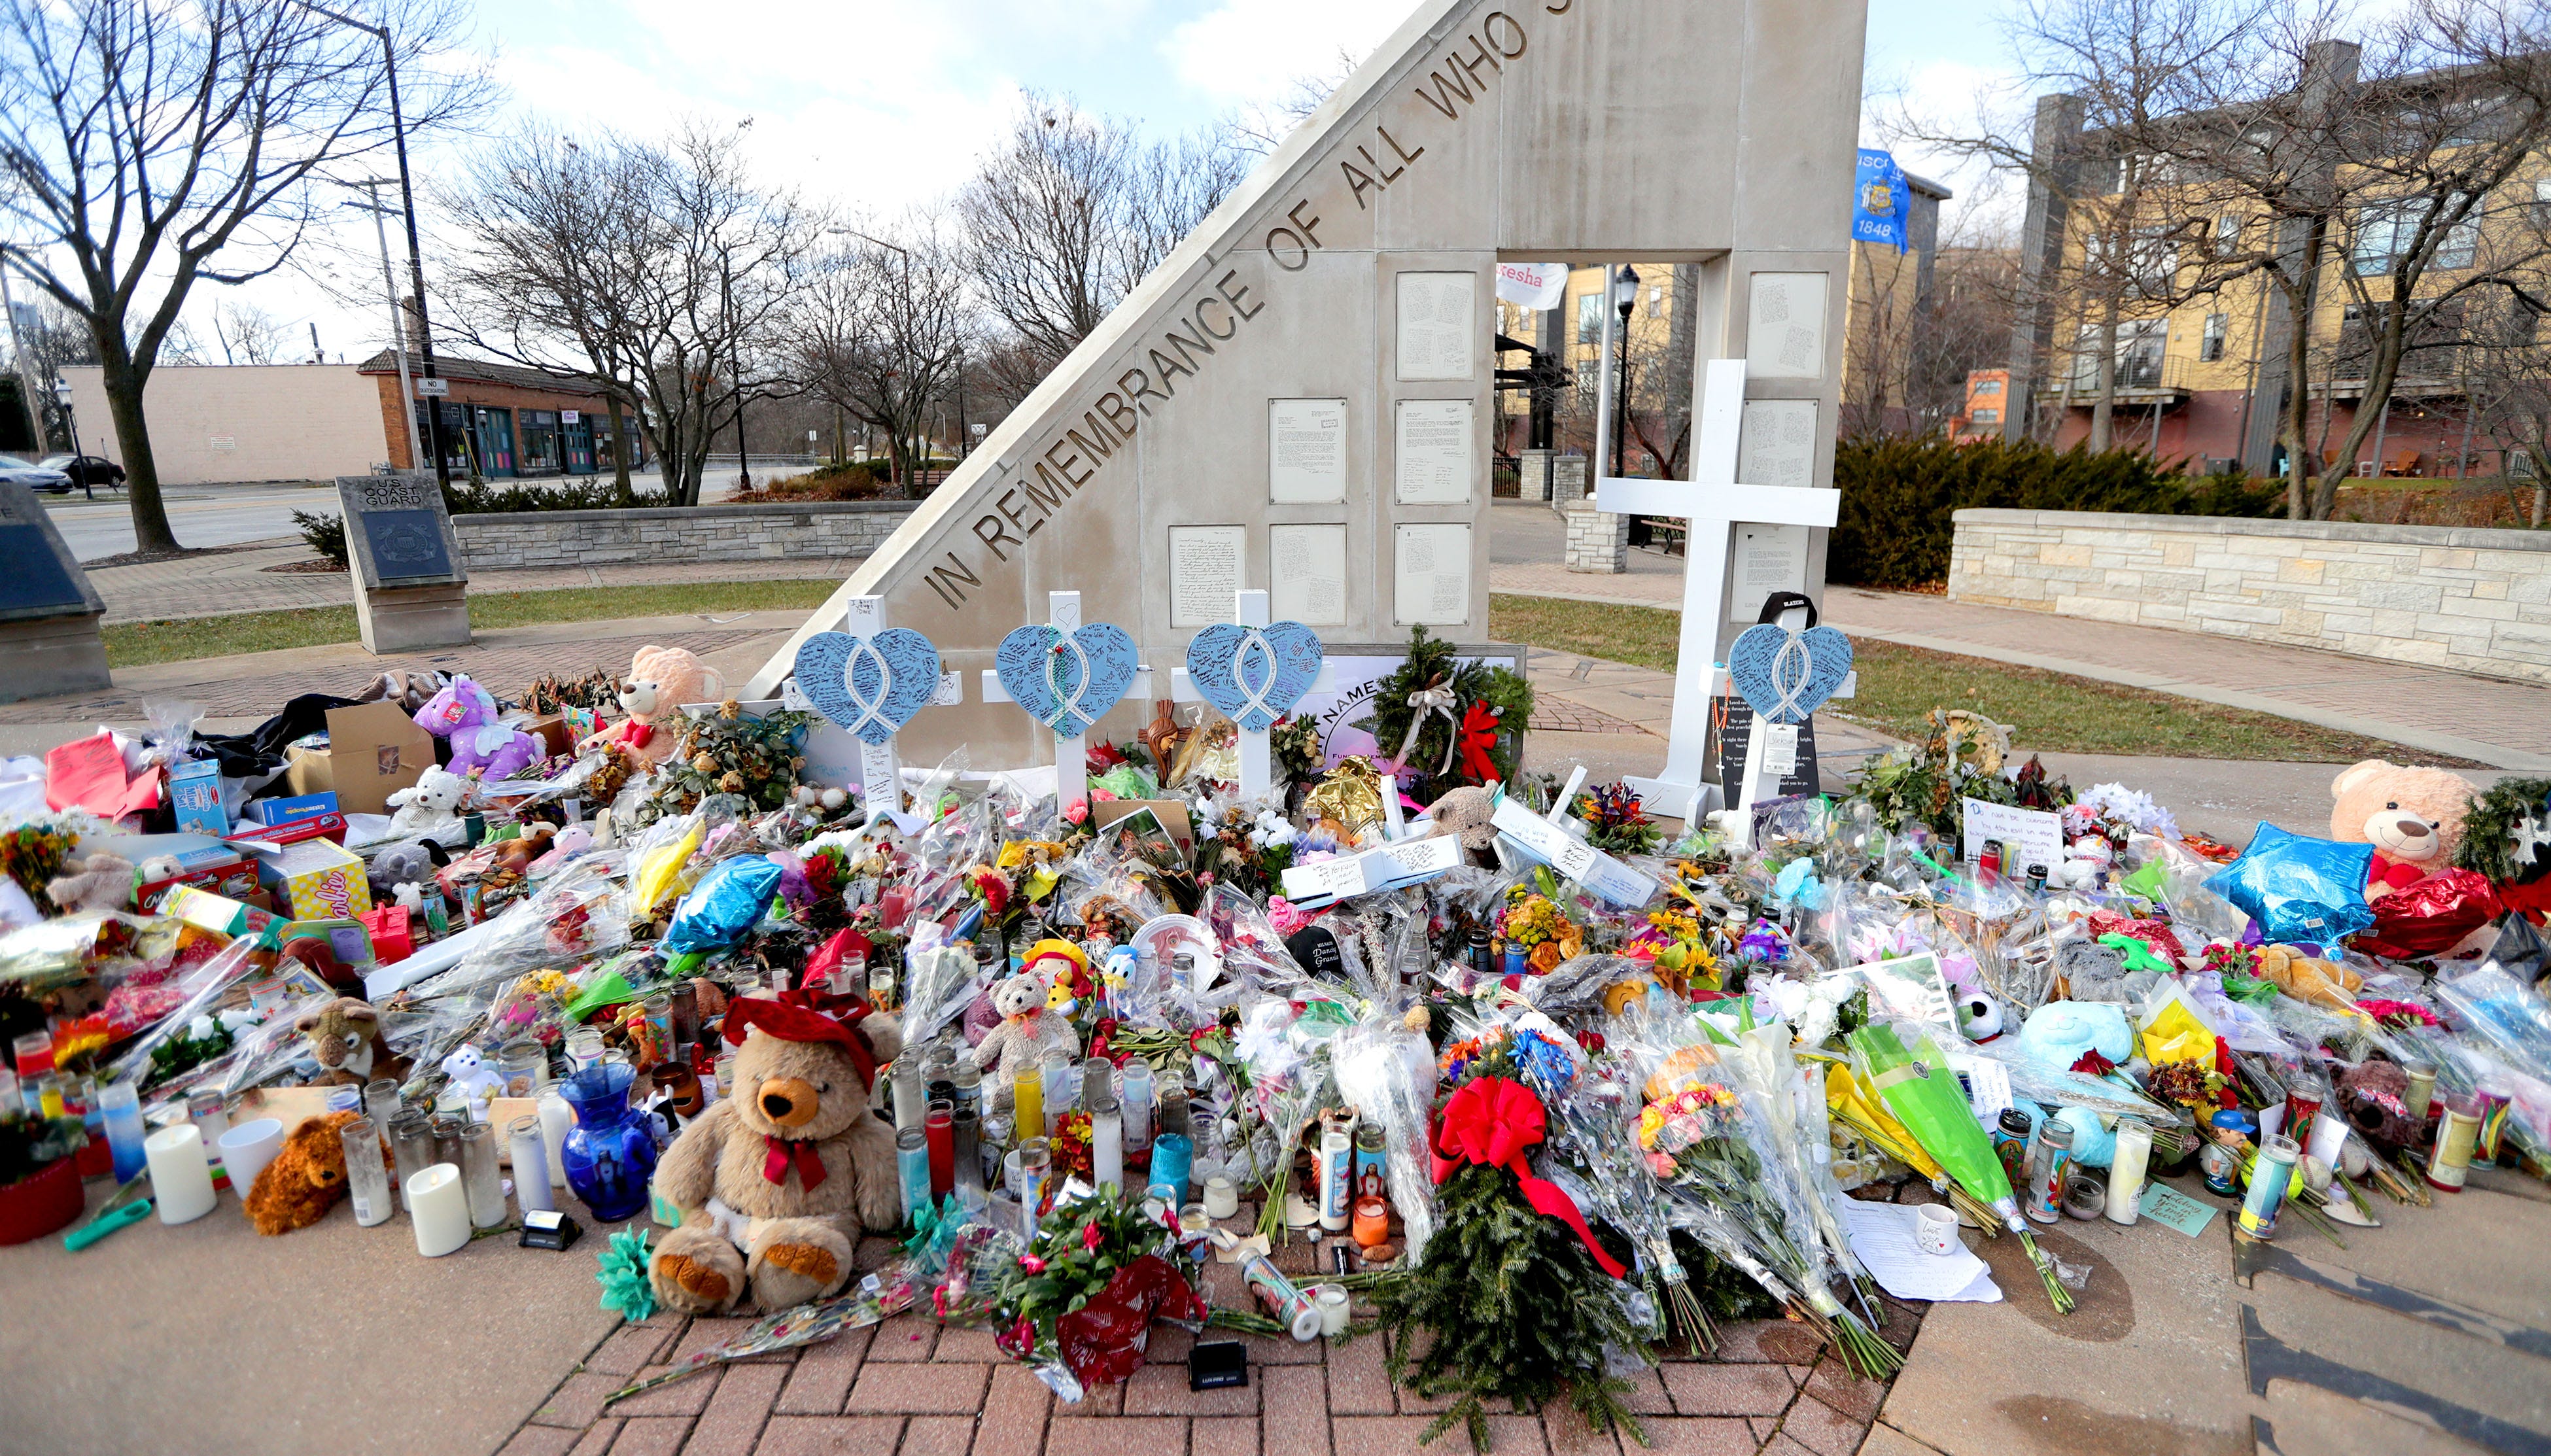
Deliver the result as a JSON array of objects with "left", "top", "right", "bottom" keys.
[
  {"left": 1489, "top": 593, "right": 2467, "bottom": 764},
  {"left": 105, "top": 580, "right": 841, "bottom": 668}
]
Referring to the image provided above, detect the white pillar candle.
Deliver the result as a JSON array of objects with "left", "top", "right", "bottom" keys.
[
  {"left": 509, "top": 1117, "right": 555, "bottom": 1214},
  {"left": 144, "top": 1124, "right": 217, "bottom": 1225},
  {"left": 1093, "top": 1106, "right": 1123, "bottom": 1193},
  {"left": 215, "top": 1118, "right": 286, "bottom": 1195},
  {"left": 536, "top": 1092, "right": 572, "bottom": 1188},
  {"left": 408, "top": 1164, "right": 470, "bottom": 1257},
  {"left": 1203, "top": 1176, "right": 1241, "bottom": 1221}
]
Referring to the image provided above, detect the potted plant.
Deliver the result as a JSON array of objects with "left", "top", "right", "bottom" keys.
[{"left": 0, "top": 1113, "right": 92, "bottom": 1245}]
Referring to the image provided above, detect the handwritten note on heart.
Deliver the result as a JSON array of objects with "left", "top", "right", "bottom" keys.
[
  {"left": 795, "top": 629, "right": 943, "bottom": 746},
  {"left": 1727, "top": 623, "right": 1853, "bottom": 726},
  {"left": 1187, "top": 621, "right": 1323, "bottom": 733},
  {"left": 995, "top": 621, "right": 1139, "bottom": 737}
]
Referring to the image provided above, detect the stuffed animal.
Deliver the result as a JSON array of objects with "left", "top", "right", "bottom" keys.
[
  {"left": 2054, "top": 937, "right": 2164, "bottom": 1007},
  {"left": 440, "top": 1044, "right": 506, "bottom": 1115},
  {"left": 2256, "top": 944, "right": 2362, "bottom": 1011},
  {"left": 296, "top": 997, "right": 410, "bottom": 1086},
  {"left": 415, "top": 676, "right": 544, "bottom": 782},
  {"left": 245, "top": 1111, "right": 360, "bottom": 1236},
  {"left": 580, "top": 645, "right": 725, "bottom": 764},
  {"left": 968, "top": 971, "right": 1079, "bottom": 1088},
  {"left": 133, "top": 854, "right": 184, "bottom": 888},
  {"left": 2330, "top": 759, "right": 2480, "bottom": 899},
  {"left": 649, "top": 994, "right": 902, "bottom": 1314},
  {"left": 279, "top": 933, "right": 362, "bottom": 990},
  {"left": 2013, "top": 1001, "right": 2136, "bottom": 1168},
  {"left": 360, "top": 669, "right": 451, "bottom": 715},
  {"left": 386, "top": 766, "right": 468, "bottom": 837},
  {"left": 1024, "top": 939, "right": 1090, "bottom": 1018},
  {"left": 367, "top": 841, "right": 438, "bottom": 900},
  {"left": 44, "top": 852, "right": 135, "bottom": 913},
  {"left": 1423, "top": 786, "right": 1500, "bottom": 867},
  {"left": 2338, "top": 1058, "right": 2421, "bottom": 1149}
]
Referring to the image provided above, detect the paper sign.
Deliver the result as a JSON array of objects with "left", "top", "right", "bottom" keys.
[
  {"left": 1756, "top": 723, "right": 1799, "bottom": 777},
  {"left": 1170, "top": 525, "right": 1248, "bottom": 629},
  {"left": 1280, "top": 856, "right": 1368, "bottom": 905},
  {"left": 1269, "top": 398, "right": 1347, "bottom": 504},
  {"left": 1960, "top": 799, "right": 2066, "bottom": 876},
  {"left": 1491, "top": 798, "right": 1659, "bottom": 909},
  {"left": 2138, "top": 1183, "right": 2220, "bottom": 1238},
  {"left": 1853, "top": 952, "right": 1957, "bottom": 1030},
  {"left": 1944, "top": 1052, "right": 2013, "bottom": 1118},
  {"left": 1277, "top": 835, "right": 1461, "bottom": 907}
]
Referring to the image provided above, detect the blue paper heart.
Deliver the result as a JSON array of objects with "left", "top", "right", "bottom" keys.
[
  {"left": 995, "top": 621, "right": 1139, "bottom": 737},
  {"left": 1187, "top": 621, "right": 1324, "bottom": 733},
  {"left": 1726, "top": 623, "right": 1854, "bottom": 726},
  {"left": 794, "top": 629, "right": 942, "bottom": 746}
]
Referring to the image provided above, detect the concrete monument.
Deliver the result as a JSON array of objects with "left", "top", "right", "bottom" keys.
[
  {"left": 752, "top": 0, "right": 1867, "bottom": 771},
  {"left": 337, "top": 474, "right": 470, "bottom": 653},
  {"left": 0, "top": 481, "right": 111, "bottom": 703}
]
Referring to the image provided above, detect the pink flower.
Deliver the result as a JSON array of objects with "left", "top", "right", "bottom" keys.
[
  {"left": 1019, "top": 1255, "right": 1047, "bottom": 1273},
  {"left": 1082, "top": 1221, "right": 1103, "bottom": 1251},
  {"left": 1065, "top": 798, "right": 1089, "bottom": 825},
  {"left": 1091, "top": 788, "right": 1117, "bottom": 803}
]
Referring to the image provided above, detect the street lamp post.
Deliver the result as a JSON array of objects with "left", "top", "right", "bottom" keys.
[
  {"left": 52, "top": 376, "right": 86, "bottom": 498},
  {"left": 345, "top": 182, "right": 424, "bottom": 473},
  {"left": 825, "top": 226, "right": 913, "bottom": 485},
  {"left": 1611, "top": 264, "right": 1640, "bottom": 480}
]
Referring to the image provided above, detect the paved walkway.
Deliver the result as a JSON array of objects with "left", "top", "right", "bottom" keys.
[
  {"left": 1487, "top": 503, "right": 2551, "bottom": 771},
  {"left": 82, "top": 539, "right": 866, "bottom": 625}
]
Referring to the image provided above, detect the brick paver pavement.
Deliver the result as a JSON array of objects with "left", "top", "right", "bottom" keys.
[
  {"left": 503, "top": 1224, "right": 1929, "bottom": 1456},
  {"left": 1485, "top": 502, "right": 2551, "bottom": 769}
]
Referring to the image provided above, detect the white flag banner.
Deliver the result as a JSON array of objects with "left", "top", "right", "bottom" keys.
[{"left": 1493, "top": 261, "right": 1569, "bottom": 311}]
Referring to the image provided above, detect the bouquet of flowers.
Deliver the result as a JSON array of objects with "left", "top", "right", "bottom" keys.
[
  {"left": 1574, "top": 782, "right": 1662, "bottom": 858},
  {"left": 1499, "top": 886, "right": 1586, "bottom": 975}
]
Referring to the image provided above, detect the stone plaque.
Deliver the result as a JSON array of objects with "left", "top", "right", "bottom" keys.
[
  {"left": 1270, "top": 523, "right": 1347, "bottom": 626},
  {"left": 1745, "top": 273, "right": 1829, "bottom": 380},
  {"left": 0, "top": 483, "right": 103, "bottom": 623},
  {"left": 1737, "top": 400, "right": 1819, "bottom": 491},
  {"left": 1270, "top": 398, "right": 1347, "bottom": 504},
  {"left": 1393, "top": 523, "right": 1470, "bottom": 627},
  {"left": 1395, "top": 273, "right": 1476, "bottom": 381},
  {"left": 1393, "top": 399, "right": 1474, "bottom": 505},
  {"left": 338, "top": 474, "right": 466, "bottom": 589},
  {"left": 1169, "top": 525, "right": 1247, "bottom": 629}
]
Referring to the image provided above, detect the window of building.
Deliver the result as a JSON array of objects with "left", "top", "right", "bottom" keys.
[
  {"left": 1576, "top": 292, "right": 1601, "bottom": 343},
  {"left": 2215, "top": 213, "right": 2243, "bottom": 251},
  {"left": 1576, "top": 360, "right": 1601, "bottom": 399},
  {"left": 2353, "top": 197, "right": 2480, "bottom": 274},
  {"left": 2200, "top": 313, "right": 2229, "bottom": 362},
  {"left": 1973, "top": 378, "right": 2003, "bottom": 396},
  {"left": 1971, "top": 407, "right": 2001, "bottom": 425},
  {"left": 2534, "top": 179, "right": 2551, "bottom": 230}
]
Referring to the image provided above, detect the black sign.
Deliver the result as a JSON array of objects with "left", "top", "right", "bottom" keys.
[
  {"left": 0, "top": 524, "right": 88, "bottom": 614},
  {"left": 1709, "top": 695, "right": 1822, "bottom": 799},
  {"left": 360, "top": 509, "right": 453, "bottom": 581}
]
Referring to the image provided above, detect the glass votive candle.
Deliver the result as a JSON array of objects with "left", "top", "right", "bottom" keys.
[
  {"left": 1352, "top": 1195, "right": 1390, "bottom": 1247},
  {"left": 564, "top": 1028, "right": 605, "bottom": 1075},
  {"left": 1203, "top": 1175, "right": 1241, "bottom": 1221}
]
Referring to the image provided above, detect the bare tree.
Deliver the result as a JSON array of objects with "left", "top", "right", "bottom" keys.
[
  {"left": 436, "top": 123, "right": 825, "bottom": 506},
  {"left": 0, "top": 0, "right": 485, "bottom": 552},
  {"left": 1232, "top": 48, "right": 1366, "bottom": 154},
  {"left": 788, "top": 216, "right": 975, "bottom": 495},
  {"left": 211, "top": 300, "right": 290, "bottom": 366},
  {"left": 957, "top": 92, "right": 1247, "bottom": 374}
]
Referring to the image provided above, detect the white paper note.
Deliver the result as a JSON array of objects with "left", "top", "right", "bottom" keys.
[
  {"left": 1270, "top": 523, "right": 1347, "bottom": 626},
  {"left": 1395, "top": 398, "right": 1474, "bottom": 504},
  {"left": 1170, "top": 525, "right": 1247, "bottom": 629},
  {"left": 1839, "top": 1201, "right": 2003, "bottom": 1304},
  {"left": 1959, "top": 799, "right": 2066, "bottom": 875},
  {"left": 1270, "top": 398, "right": 1347, "bottom": 503}
]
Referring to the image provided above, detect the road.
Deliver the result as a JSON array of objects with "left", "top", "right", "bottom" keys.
[{"left": 42, "top": 473, "right": 674, "bottom": 562}]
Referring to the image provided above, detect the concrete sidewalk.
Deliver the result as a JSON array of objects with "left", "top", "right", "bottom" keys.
[{"left": 1487, "top": 502, "right": 2551, "bottom": 771}]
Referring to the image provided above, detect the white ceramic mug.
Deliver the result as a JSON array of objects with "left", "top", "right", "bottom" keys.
[{"left": 1914, "top": 1202, "right": 1961, "bottom": 1256}]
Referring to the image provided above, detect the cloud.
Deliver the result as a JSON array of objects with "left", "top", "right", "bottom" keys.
[{"left": 1160, "top": 0, "right": 1416, "bottom": 107}]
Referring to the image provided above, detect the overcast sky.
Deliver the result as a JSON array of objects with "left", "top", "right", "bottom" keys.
[{"left": 203, "top": 0, "right": 2015, "bottom": 367}]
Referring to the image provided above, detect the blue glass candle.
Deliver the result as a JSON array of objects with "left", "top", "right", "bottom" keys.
[
  {"left": 1150, "top": 1132, "right": 1194, "bottom": 1205},
  {"left": 897, "top": 1128, "right": 931, "bottom": 1224},
  {"left": 99, "top": 1081, "right": 148, "bottom": 1183}
]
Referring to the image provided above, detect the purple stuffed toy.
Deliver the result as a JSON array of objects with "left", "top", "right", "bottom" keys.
[{"left": 414, "top": 675, "right": 542, "bottom": 782}]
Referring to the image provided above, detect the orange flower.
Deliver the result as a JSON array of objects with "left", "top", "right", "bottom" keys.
[{"left": 1527, "top": 941, "right": 1563, "bottom": 975}]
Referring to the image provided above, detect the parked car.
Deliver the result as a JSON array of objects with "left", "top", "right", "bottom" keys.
[
  {"left": 0, "top": 454, "right": 73, "bottom": 494},
  {"left": 40, "top": 455, "right": 124, "bottom": 492}
]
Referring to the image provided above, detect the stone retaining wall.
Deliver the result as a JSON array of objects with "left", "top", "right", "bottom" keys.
[
  {"left": 451, "top": 500, "right": 916, "bottom": 571},
  {"left": 1949, "top": 508, "right": 2551, "bottom": 682}
]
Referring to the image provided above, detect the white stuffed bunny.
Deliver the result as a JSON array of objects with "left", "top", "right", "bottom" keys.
[
  {"left": 440, "top": 1044, "right": 506, "bottom": 1115},
  {"left": 386, "top": 766, "right": 468, "bottom": 837}
]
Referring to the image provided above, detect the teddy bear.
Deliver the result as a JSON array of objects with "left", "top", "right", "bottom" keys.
[
  {"left": 2330, "top": 759, "right": 2480, "bottom": 899},
  {"left": 440, "top": 1044, "right": 507, "bottom": 1115},
  {"left": 580, "top": 645, "right": 725, "bottom": 765},
  {"left": 245, "top": 1111, "right": 360, "bottom": 1236},
  {"left": 359, "top": 668, "right": 451, "bottom": 715},
  {"left": 2255, "top": 944, "right": 2362, "bottom": 1011},
  {"left": 368, "top": 841, "right": 438, "bottom": 900},
  {"left": 386, "top": 766, "right": 468, "bottom": 838},
  {"left": 296, "top": 996, "right": 411, "bottom": 1086},
  {"left": 968, "top": 970, "right": 1081, "bottom": 1090},
  {"left": 415, "top": 676, "right": 544, "bottom": 782},
  {"left": 2015, "top": 1001, "right": 2136, "bottom": 1167},
  {"left": 44, "top": 852, "right": 135, "bottom": 913},
  {"left": 2338, "top": 1058, "right": 2421, "bottom": 1149},
  {"left": 649, "top": 993, "right": 903, "bottom": 1315},
  {"left": 1424, "top": 786, "right": 1500, "bottom": 867}
]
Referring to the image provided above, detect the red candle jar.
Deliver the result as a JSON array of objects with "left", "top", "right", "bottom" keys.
[{"left": 925, "top": 1103, "right": 954, "bottom": 1198}]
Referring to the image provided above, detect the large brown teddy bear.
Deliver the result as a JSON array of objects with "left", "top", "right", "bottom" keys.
[
  {"left": 649, "top": 993, "right": 902, "bottom": 1315},
  {"left": 2329, "top": 759, "right": 2480, "bottom": 898},
  {"left": 245, "top": 1111, "right": 358, "bottom": 1236},
  {"left": 580, "top": 644, "right": 724, "bottom": 765}
]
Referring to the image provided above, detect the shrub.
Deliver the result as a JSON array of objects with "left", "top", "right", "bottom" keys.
[
  {"left": 1829, "top": 436, "right": 2283, "bottom": 589},
  {"left": 727, "top": 462, "right": 886, "bottom": 503},
  {"left": 442, "top": 477, "right": 665, "bottom": 513},
  {"left": 292, "top": 508, "right": 347, "bottom": 566}
]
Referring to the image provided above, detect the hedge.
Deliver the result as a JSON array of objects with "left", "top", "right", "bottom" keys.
[{"left": 1829, "top": 436, "right": 2283, "bottom": 589}]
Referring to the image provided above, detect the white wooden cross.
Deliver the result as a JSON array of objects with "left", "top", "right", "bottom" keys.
[
  {"left": 978, "top": 591, "right": 1156, "bottom": 811},
  {"left": 836, "top": 596, "right": 906, "bottom": 820},
  {"left": 1594, "top": 357, "right": 1841, "bottom": 827},
  {"left": 1168, "top": 590, "right": 1340, "bottom": 801}
]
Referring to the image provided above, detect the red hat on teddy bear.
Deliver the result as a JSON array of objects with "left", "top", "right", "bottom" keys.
[{"left": 722, "top": 990, "right": 882, "bottom": 1092}]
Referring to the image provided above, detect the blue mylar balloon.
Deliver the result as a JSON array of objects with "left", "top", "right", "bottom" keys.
[
  {"left": 2203, "top": 823, "right": 2375, "bottom": 946},
  {"left": 663, "top": 856, "right": 784, "bottom": 956}
]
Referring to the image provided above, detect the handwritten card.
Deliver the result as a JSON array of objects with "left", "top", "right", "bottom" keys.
[
  {"left": 2138, "top": 1183, "right": 2220, "bottom": 1238},
  {"left": 1491, "top": 798, "right": 1659, "bottom": 909},
  {"left": 1960, "top": 799, "right": 2065, "bottom": 875}
]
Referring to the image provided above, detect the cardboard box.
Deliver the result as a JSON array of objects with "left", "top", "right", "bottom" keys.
[
  {"left": 254, "top": 838, "right": 373, "bottom": 922},
  {"left": 169, "top": 759, "right": 227, "bottom": 836},
  {"left": 284, "top": 702, "right": 438, "bottom": 815},
  {"left": 521, "top": 714, "right": 574, "bottom": 759},
  {"left": 245, "top": 791, "right": 338, "bottom": 827}
]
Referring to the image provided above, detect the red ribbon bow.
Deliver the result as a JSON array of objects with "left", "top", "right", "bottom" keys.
[
  {"left": 1456, "top": 702, "right": 1502, "bottom": 784},
  {"left": 761, "top": 1134, "right": 827, "bottom": 1192},
  {"left": 1431, "top": 1077, "right": 1627, "bottom": 1279}
]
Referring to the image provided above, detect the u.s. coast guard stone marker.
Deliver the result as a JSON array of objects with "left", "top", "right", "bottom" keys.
[{"left": 338, "top": 473, "right": 471, "bottom": 653}]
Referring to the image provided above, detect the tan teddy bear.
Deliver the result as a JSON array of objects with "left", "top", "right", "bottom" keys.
[
  {"left": 294, "top": 997, "right": 412, "bottom": 1088},
  {"left": 2328, "top": 759, "right": 2480, "bottom": 899},
  {"left": 967, "top": 970, "right": 1078, "bottom": 1094},
  {"left": 1424, "top": 786, "right": 1501, "bottom": 868},
  {"left": 649, "top": 994, "right": 903, "bottom": 1315},
  {"left": 580, "top": 644, "right": 725, "bottom": 765},
  {"left": 45, "top": 852, "right": 136, "bottom": 914},
  {"left": 2257, "top": 945, "right": 2363, "bottom": 1011}
]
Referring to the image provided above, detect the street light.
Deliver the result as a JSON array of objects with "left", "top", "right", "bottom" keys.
[
  {"left": 825, "top": 226, "right": 921, "bottom": 485},
  {"left": 1610, "top": 264, "right": 1639, "bottom": 479},
  {"left": 293, "top": 0, "right": 449, "bottom": 487},
  {"left": 52, "top": 375, "right": 87, "bottom": 498}
]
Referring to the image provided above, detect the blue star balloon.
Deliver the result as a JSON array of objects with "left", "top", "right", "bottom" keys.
[{"left": 2203, "top": 823, "right": 2375, "bottom": 946}]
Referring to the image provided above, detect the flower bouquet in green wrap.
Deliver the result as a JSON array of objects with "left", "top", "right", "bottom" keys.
[{"left": 1846, "top": 1022, "right": 2075, "bottom": 1315}]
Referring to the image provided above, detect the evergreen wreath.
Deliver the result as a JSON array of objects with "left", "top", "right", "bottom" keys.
[
  {"left": 1355, "top": 627, "right": 1534, "bottom": 795},
  {"left": 2456, "top": 777, "right": 2551, "bottom": 885},
  {"left": 634, "top": 706, "right": 816, "bottom": 827}
]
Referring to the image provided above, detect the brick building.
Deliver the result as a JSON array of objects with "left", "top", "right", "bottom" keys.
[{"left": 356, "top": 350, "right": 647, "bottom": 478}]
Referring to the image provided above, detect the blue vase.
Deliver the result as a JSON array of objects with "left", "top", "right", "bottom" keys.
[{"left": 560, "top": 1062, "right": 658, "bottom": 1223}]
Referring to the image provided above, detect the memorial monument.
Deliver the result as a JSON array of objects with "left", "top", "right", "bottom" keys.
[
  {"left": 751, "top": 0, "right": 1866, "bottom": 777},
  {"left": 337, "top": 474, "right": 471, "bottom": 653},
  {"left": 0, "top": 481, "right": 112, "bottom": 704}
]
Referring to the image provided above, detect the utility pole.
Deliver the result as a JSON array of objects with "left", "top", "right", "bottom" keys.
[{"left": 348, "top": 179, "right": 423, "bottom": 472}]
